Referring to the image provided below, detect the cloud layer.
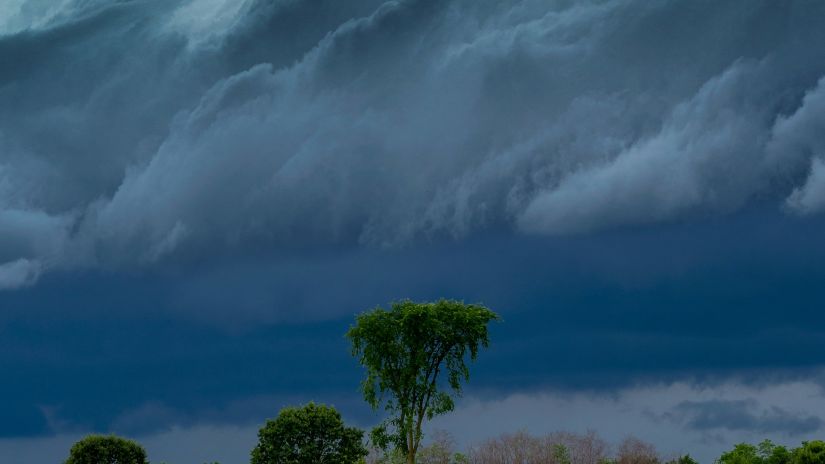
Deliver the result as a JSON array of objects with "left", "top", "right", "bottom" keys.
[
  {"left": 431, "top": 378, "right": 825, "bottom": 463},
  {"left": 2, "top": 0, "right": 825, "bottom": 287},
  {"left": 4, "top": 377, "right": 823, "bottom": 463}
]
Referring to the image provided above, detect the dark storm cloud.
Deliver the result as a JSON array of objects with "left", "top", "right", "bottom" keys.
[
  {"left": 2, "top": 0, "right": 825, "bottom": 287},
  {"left": 4, "top": 0, "right": 825, "bottom": 447},
  {"left": 3, "top": 210, "right": 825, "bottom": 437},
  {"left": 670, "top": 399, "right": 824, "bottom": 436}
]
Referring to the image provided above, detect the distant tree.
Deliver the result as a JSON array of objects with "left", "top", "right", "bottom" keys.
[
  {"left": 251, "top": 402, "right": 368, "bottom": 464},
  {"left": 347, "top": 299, "right": 499, "bottom": 464},
  {"left": 718, "top": 443, "right": 761, "bottom": 464},
  {"left": 562, "top": 430, "right": 610, "bottom": 464},
  {"left": 415, "top": 430, "right": 467, "bottom": 464},
  {"left": 665, "top": 455, "right": 699, "bottom": 464},
  {"left": 760, "top": 440, "right": 792, "bottom": 464},
  {"left": 617, "top": 437, "right": 659, "bottom": 464},
  {"left": 469, "top": 430, "right": 610, "bottom": 464},
  {"left": 793, "top": 441, "right": 825, "bottom": 464},
  {"left": 718, "top": 440, "right": 794, "bottom": 464},
  {"left": 65, "top": 435, "right": 148, "bottom": 464},
  {"left": 554, "top": 443, "right": 573, "bottom": 464},
  {"left": 370, "top": 448, "right": 406, "bottom": 464}
]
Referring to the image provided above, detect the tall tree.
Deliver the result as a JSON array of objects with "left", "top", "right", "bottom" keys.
[{"left": 347, "top": 299, "right": 499, "bottom": 464}]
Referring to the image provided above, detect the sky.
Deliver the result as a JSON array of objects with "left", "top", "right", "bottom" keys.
[{"left": 1, "top": 0, "right": 825, "bottom": 462}]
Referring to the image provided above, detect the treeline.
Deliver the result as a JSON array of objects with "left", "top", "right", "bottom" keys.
[
  {"left": 61, "top": 412, "right": 825, "bottom": 464},
  {"left": 371, "top": 429, "right": 825, "bottom": 464}
]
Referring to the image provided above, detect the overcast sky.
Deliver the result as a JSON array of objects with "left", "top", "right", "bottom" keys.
[{"left": 2, "top": 0, "right": 825, "bottom": 462}]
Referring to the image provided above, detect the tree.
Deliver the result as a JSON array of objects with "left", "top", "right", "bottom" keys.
[
  {"left": 416, "top": 430, "right": 468, "bottom": 464},
  {"left": 468, "top": 430, "right": 609, "bottom": 464},
  {"left": 553, "top": 443, "right": 572, "bottom": 464},
  {"left": 251, "top": 402, "right": 368, "bottom": 464},
  {"left": 719, "top": 443, "right": 761, "bottom": 464},
  {"left": 346, "top": 299, "right": 499, "bottom": 464},
  {"left": 65, "top": 435, "right": 148, "bottom": 464},
  {"left": 793, "top": 441, "right": 825, "bottom": 464},
  {"left": 665, "top": 455, "right": 699, "bottom": 464},
  {"left": 617, "top": 437, "right": 659, "bottom": 464},
  {"left": 717, "top": 441, "right": 793, "bottom": 464},
  {"left": 760, "top": 440, "right": 791, "bottom": 464}
]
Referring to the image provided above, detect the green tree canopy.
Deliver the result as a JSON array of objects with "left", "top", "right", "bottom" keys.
[
  {"left": 762, "top": 440, "right": 792, "bottom": 464},
  {"left": 250, "top": 402, "right": 368, "bottom": 464},
  {"left": 346, "top": 299, "right": 499, "bottom": 464},
  {"left": 65, "top": 435, "right": 148, "bottom": 464},
  {"left": 719, "top": 443, "right": 761, "bottom": 464},
  {"left": 717, "top": 440, "right": 793, "bottom": 464},
  {"left": 666, "top": 455, "right": 699, "bottom": 464},
  {"left": 793, "top": 441, "right": 825, "bottom": 464}
]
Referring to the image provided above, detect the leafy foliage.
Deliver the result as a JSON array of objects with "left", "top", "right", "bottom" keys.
[
  {"left": 665, "top": 455, "right": 699, "bottom": 464},
  {"left": 64, "top": 435, "right": 148, "bottom": 464},
  {"left": 719, "top": 443, "right": 761, "bottom": 464},
  {"left": 347, "top": 299, "right": 499, "bottom": 463},
  {"left": 251, "top": 402, "right": 368, "bottom": 464},
  {"left": 793, "top": 441, "right": 825, "bottom": 464},
  {"left": 553, "top": 444, "right": 572, "bottom": 464},
  {"left": 718, "top": 440, "right": 792, "bottom": 464}
]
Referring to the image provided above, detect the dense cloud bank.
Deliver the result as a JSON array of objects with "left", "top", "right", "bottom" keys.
[
  {"left": 3, "top": 0, "right": 825, "bottom": 450},
  {"left": 2, "top": 0, "right": 825, "bottom": 287},
  {"left": 3, "top": 215, "right": 825, "bottom": 439},
  {"left": 3, "top": 378, "right": 825, "bottom": 463}
]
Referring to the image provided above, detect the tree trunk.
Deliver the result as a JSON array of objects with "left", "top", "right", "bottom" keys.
[{"left": 406, "top": 416, "right": 415, "bottom": 464}]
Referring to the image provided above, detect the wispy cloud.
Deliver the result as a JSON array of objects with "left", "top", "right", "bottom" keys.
[
  {"left": 0, "top": 258, "right": 42, "bottom": 290},
  {"left": 670, "top": 399, "right": 823, "bottom": 436}
]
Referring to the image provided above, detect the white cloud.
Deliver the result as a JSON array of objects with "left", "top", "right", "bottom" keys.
[
  {"left": 0, "top": 258, "right": 42, "bottom": 289},
  {"left": 165, "top": 0, "right": 255, "bottom": 48},
  {"left": 0, "top": 0, "right": 75, "bottom": 35},
  {"left": 517, "top": 59, "right": 779, "bottom": 234},
  {"left": 786, "top": 158, "right": 825, "bottom": 215}
]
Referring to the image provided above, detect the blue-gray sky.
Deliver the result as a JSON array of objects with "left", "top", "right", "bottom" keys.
[{"left": 2, "top": 0, "right": 825, "bottom": 462}]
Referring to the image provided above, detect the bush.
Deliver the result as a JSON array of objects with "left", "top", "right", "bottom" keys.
[
  {"left": 251, "top": 402, "right": 368, "bottom": 464},
  {"left": 65, "top": 435, "right": 148, "bottom": 464}
]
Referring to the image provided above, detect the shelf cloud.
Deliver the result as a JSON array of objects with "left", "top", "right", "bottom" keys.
[{"left": 2, "top": 0, "right": 825, "bottom": 287}]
